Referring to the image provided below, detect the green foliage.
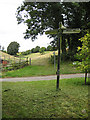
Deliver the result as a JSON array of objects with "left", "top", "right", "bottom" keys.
[
  {"left": 47, "top": 45, "right": 53, "bottom": 51},
  {"left": 33, "top": 46, "right": 40, "bottom": 53},
  {"left": 75, "top": 33, "right": 90, "bottom": 73},
  {"left": 39, "top": 47, "right": 46, "bottom": 55},
  {"left": 16, "top": 2, "right": 90, "bottom": 60},
  {"left": 16, "top": 2, "right": 63, "bottom": 41},
  {"left": 7, "top": 41, "right": 20, "bottom": 55},
  {"left": 20, "top": 46, "right": 53, "bottom": 55},
  {"left": 1, "top": 50, "right": 7, "bottom": 53},
  {"left": 50, "top": 51, "right": 76, "bottom": 63},
  {"left": 50, "top": 55, "right": 58, "bottom": 64},
  {"left": 20, "top": 50, "right": 31, "bottom": 55}
]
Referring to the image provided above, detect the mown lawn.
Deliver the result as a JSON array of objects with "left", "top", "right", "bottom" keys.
[
  {"left": 2, "top": 61, "right": 81, "bottom": 78},
  {"left": 2, "top": 78, "right": 89, "bottom": 119}
]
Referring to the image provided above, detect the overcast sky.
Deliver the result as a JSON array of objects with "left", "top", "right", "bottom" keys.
[{"left": 0, "top": 0, "right": 53, "bottom": 52}]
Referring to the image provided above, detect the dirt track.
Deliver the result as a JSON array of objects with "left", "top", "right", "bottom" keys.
[{"left": 0, "top": 73, "right": 86, "bottom": 82}]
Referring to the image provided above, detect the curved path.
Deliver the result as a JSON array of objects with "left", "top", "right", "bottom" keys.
[{"left": 0, "top": 73, "right": 87, "bottom": 82}]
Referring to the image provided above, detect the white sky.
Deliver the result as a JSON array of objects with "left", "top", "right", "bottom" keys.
[{"left": 0, "top": 0, "right": 53, "bottom": 52}]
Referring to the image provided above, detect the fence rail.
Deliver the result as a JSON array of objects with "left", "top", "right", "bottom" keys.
[{"left": 0, "top": 55, "right": 31, "bottom": 71}]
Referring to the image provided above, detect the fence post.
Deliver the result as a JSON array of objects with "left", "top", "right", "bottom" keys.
[
  {"left": 29, "top": 58, "right": 31, "bottom": 65},
  {"left": 19, "top": 56, "right": 21, "bottom": 65},
  {"left": 14, "top": 57, "right": 15, "bottom": 64},
  {"left": 26, "top": 57, "right": 28, "bottom": 65},
  {"left": 4, "top": 55, "right": 5, "bottom": 61},
  {"left": 9, "top": 56, "right": 10, "bottom": 62}
]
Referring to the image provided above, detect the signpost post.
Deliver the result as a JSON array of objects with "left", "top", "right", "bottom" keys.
[{"left": 45, "top": 22, "right": 80, "bottom": 90}]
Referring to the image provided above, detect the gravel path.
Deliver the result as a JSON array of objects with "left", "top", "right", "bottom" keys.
[{"left": 0, "top": 73, "right": 86, "bottom": 82}]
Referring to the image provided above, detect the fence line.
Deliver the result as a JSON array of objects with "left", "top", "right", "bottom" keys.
[{"left": 0, "top": 55, "right": 31, "bottom": 71}]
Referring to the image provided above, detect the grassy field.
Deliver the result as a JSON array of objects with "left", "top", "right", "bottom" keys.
[
  {"left": 2, "top": 61, "right": 81, "bottom": 78},
  {"left": 2, "top": 51, "right": 82, "bottom": 78},
  {"left": 2, "top": 78, "right": 89, "bottom": 118}
]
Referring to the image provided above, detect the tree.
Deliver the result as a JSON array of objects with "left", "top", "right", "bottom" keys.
[
  {"left": 39, "top": 47, "right": 46, "bottom": 55},
  {"left": 16, "top": 2, "right": 90, "bottom": 60},
  {"left": 7, "top": 41, "right": 20, "bottom": 55},
  {"left": 16, "top": 2, "right": 63, "bottom": 40},
  {"left": 33, "top": 46, "right": 40, "bottom": 53},
  {"left": 63, "top": 3, "right": 87, "bottom": 57},
  {"left": 0, "top": 45, "right": 1, "bottom": 50},
  {"left": 47, "top": 45, "right": 53, "bottom": 51},
  {"left": 2, "top": 46, "right": 4, "bottom": 51},
  {"left": 74, "top": 32, "right": 90, "bottom": 84},
  {"left": 16, "top": 2, "right": 64, "bottom": 53}
]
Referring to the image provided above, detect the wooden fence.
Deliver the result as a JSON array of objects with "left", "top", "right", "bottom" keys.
[{"left": 0, "top": 55, "right": 31, "bottom": 71}]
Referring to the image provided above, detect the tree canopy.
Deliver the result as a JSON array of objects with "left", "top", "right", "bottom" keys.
[
  {"left": 16, "top": 2, "right": 90, "bottom": 59},
  {"left": 7, "top": 41, "right": 20, "bottom": 55}
]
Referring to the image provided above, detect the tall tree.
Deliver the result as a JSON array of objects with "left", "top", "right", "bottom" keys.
[
  {"left": 16, "top": 2, "right": 90, "bottom": 59},
  {"left": 16, "top": 2, "right": 64, "bottom": 46},
  {"left": 7, "top": 41, "right": 20, "bottom": 55}
]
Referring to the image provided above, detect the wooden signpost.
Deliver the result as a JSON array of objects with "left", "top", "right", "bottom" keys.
[{"left": 45, "top": 22, "right": 80, "bottom": 90}]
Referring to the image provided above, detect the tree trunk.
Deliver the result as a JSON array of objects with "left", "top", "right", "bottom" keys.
[
  {"left": 85, "top": 70, "right": 87, "bottom": 85},
  {"left": 61, "top": 35, "right": 66, "bottom": 54},
  {"left": 67, "top": 35, "right": 71, "bottom": 52}
]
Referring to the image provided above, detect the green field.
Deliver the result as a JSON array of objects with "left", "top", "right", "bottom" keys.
[
  {"left": 2, "top": 51, "right": 82, "bottom": 78},
  {"left": 2, "top": 78, "right": 89, "bottom": 118},
  {"left": 2, "top": 61, "right": 81, "bottom": 78}
]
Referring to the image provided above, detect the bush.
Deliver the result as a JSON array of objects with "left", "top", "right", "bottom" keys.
[
  {"left": 50, "top": 52, "right": 77, "bottom": 64},
  {"left": 74, "top": 33, "right": 90, "bottom": 73},
  {"left": 39, "top": 47, "right": 46, "bottom": 55},
  {"left": 3, "top": 61, "right": 28, "bottom": 71},
  {"left": 49, "top": 55, "right": 58, "bottom": 64}
]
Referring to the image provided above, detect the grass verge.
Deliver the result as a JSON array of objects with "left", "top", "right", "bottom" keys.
[{"left": 2, "top": 78, "right": 89, "bottom": 118}]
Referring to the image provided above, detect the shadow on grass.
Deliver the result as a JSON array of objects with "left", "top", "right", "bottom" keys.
[{"left": 81, "top": 82, "right": 90, "bottom": 86}]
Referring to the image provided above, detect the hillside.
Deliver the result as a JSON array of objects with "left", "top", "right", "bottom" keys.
[
  {"left": 0, "top": 51, "right": 24, "bottom": 62},
  {"left": 0, "top": 51, "right": 16, "bottom": 59},
  {"left": 25, "top": 51, "right": 58, "bottom": 65},
  {"left": 0, "top": 50, "right": 58, "bottom": 65}
]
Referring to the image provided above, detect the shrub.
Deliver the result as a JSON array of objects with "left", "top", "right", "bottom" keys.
[
  {"left": 74, "top": 33, "right": 90, "bottom": 84},
  {"left": 39, "top": 47, "right": 46, "bottom": 55}
]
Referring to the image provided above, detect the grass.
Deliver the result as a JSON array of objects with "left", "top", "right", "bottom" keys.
[
  {"left": 2, "top": 61, "right": 81, "bottom": 78},
  {"left": 0, "top": 51, "right": 18, "bottom": 61},
  {"left": 1, "top": 51, "right": 82, "bottom": 78},
  {"left": 2, "top": 77, "right": 89, "bottom": 118},
  {"left": 25, "top": 51, "right": 58, "bottom": 65},
  {"left": 0, "top": 51, "right": 26, "bottom": 63}
]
